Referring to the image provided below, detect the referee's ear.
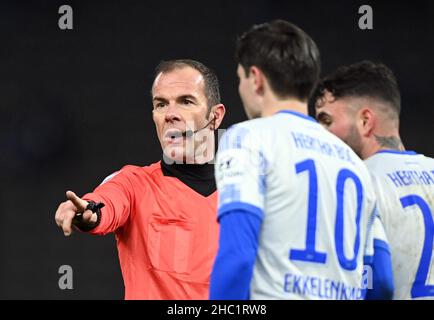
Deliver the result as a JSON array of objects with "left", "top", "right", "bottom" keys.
[{"left": 210, "top": 104, "right": 226, "bottom": 130}]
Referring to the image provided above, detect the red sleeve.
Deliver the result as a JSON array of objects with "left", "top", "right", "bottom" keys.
[{"left": 81, "top": 166, "right": 137, "bottom": 235}]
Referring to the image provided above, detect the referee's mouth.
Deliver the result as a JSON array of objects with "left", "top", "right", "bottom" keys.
[{"left": 164, "top": 129, "right": 185, "bottom": 143}]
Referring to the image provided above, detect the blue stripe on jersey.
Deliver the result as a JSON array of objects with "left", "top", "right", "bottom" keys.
[
  {"left": 364, "top": 255, "right": 374, "bottom": 265},
  {"left": 219, "top": 125, "right": 250, "bottom": 150},
  {"left": 276, "top": 109, "right": 318, "bottom": 123},
  {"left": 218, "top": 202, "right": 264, "bottom": 222},
  {"left": 220, "top": 184, "right": 241, "bottom": 206},
  {"left": 376, "top": 150, "right": 418, "bottom": 156},
  {"left": 365, "top": 239, "right": 394, "bottom": 300},
  {"left": 210, "top": 210, "right": 262, "bottom": 300},
  {"left": 374, "top": 239, "right": 391, "bottom": 255},
  {"left": 258, "top": 151, "right": 268, "bottom": 195}
]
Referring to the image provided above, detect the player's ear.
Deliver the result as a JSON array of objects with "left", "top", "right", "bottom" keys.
[
  {"left": 359, "top": 107, "right": 375, "bottom": 137},
  {"left": 250, "top": 66, "right": 265, "bottom": 95},
  {"left": 210, "top": 104, "right": 226, "bottom": 130}
]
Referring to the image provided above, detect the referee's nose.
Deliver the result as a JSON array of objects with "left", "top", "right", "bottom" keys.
[{"left": 164, "top": 103, "right": 182, "bottom": 123}]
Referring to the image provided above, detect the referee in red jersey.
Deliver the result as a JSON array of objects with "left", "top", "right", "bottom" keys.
[{"left": 55, "top": 59, "right": 226, "bottom": 299}]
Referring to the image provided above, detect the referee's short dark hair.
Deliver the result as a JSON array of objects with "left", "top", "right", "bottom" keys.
[
  {"left": 154, "top": 59, "right": 221, "bottom": 110},
  {"left": 235, "top": 19, "right": 321, "bottom": 102},
  {"left": 312, "top": 60, "right": 401, "bottom": 118}
]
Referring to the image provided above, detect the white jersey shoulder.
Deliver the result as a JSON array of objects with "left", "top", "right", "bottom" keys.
[
  {"left": 216, "top": 110, "right": 380, "bottom": 300},
  {"left": 365, "top": 151, "right": 434, "bottom": 300}
]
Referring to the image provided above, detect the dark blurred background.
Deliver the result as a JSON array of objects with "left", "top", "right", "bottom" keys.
[{"left": 0, "top": 0, "right": 433, "bottom": 299}]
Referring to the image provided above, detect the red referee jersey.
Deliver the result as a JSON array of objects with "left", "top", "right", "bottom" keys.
[{"left": 82, "top": 161, "right": 219, "bottom": 299}]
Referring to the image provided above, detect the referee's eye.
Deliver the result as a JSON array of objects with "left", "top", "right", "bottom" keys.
[
  {"left": 154, "top": 102, "right": 166, "bottom": 109},
  {"left": 182, "top": 98, "right": 194, "bottom": 105}
]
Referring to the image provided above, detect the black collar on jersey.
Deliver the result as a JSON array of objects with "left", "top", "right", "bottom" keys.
[{"left": 160, "top": 159, "right": 216, "bottom": 197}]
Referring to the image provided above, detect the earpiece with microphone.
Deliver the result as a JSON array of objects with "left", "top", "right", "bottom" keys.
[{"left": 181, "top": 114, "right": 216, "bottom": 138}]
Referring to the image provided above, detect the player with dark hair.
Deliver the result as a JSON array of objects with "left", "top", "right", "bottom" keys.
[
  {"left": 210, "top": 21, "right": 393, "bottom": 300},
  {"left": 314, "top": 61, "right": 434, "bottom": 299},
  {"left": 55, "top": 59, "right": 226, "bottom": 299},
  {"left": 313, "top": 60, "right": 402, "bottom": 158}
]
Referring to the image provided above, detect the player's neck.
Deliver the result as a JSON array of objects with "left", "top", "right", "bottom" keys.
[
  {"left": 260, "top": 96, "right": 308, "bottom": 118},
  {"left": 364, "top": 129, "right": 405, "bottom": 159}
]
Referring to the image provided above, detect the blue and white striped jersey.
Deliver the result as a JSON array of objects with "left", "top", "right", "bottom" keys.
[
  {"left": 215, "top": 110, "right": 387, "bottom": 300},
  {"left": 365, "top": 150, "right": 434, "bottom": 300}
]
